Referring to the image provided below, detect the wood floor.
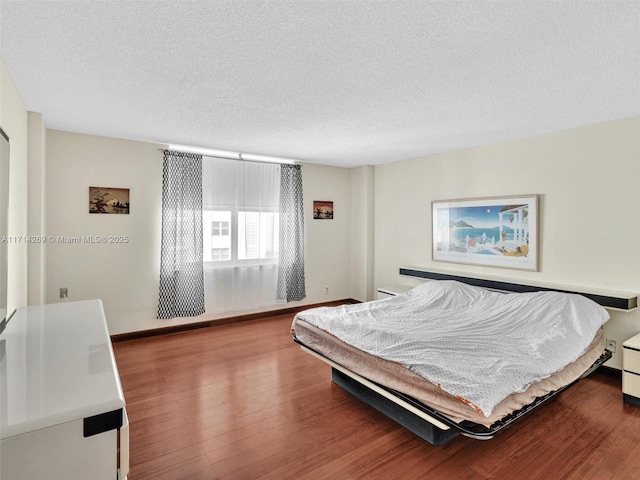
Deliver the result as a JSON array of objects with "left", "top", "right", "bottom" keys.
[{"left": 112, "top": 313, "right": 640, "bottom": 480}]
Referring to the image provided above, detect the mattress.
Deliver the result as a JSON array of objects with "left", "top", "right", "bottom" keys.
[
  {"left": 293, "top": 318, "right": 604, "bottom": 426},
  {"left": 291, "top": 281, "right": 609, "bottom": 426}
]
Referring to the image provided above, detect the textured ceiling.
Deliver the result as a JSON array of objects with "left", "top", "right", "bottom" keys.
[{"left": 1, "top": 1, "right": 639, "bottom": 167}]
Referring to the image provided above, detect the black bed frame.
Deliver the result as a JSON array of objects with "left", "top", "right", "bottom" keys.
[
  {"left": 295, "top": 269, "right": 632, "bottom": 445},
  {"left": 399, "top": 267, "right": 638, "bottom": 311}
]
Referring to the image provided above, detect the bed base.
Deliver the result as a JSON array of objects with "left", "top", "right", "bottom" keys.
[
  {"left": 331, "top": 368, "right": 459, "bottom": 445},
  {"left": 297, "top": 340, "right": 612, "bottom": 446}
]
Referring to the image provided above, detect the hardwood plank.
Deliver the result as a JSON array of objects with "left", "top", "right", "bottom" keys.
[
  {"left": 130, "top": 429, "right": 199, "bottom": 466},
  {"left": 129, "top": 444, "right": 214, "bottom": 480},
  {"left": 112, "top": 312, "right": 640, "bottom": 480},
  {"left": 263, "top": 419, "right": 421, "bottom": 480},
  {"left": 129, "top": 413, "right": 190, "bottom": 443},
  {"left": 135, "top": 454, "right": 217, "bottom": 480}
]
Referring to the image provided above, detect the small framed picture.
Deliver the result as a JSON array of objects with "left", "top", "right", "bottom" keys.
[
  {"left": 89, "top": 187, "right": 130, "bottom": 214},
  {"left": 313, "top": 201, "right": 333, "bottom": 219}
]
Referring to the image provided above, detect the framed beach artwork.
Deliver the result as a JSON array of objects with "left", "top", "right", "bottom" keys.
[{"left": 432, "top": 195, "right": 538, "bottom": 271}]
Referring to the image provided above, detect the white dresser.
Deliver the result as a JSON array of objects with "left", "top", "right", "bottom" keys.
[
  {"left": 623, "top": 332, "right": 640, "bottom": 406},
  {"left": 0, "top": 300, "right": 128, "bottom": 480}
]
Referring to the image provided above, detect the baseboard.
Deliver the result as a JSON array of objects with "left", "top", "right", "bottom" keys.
[
  {"left": 110, "top": 298, "right": 360, "bottom": 342},
  {"left": 597, "top": 364, "right": 622, "bottom": 380}
]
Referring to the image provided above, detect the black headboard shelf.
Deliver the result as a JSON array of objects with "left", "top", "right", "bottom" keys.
[{"left": 399, "top": 266, "right": 638, "bottom": 311}]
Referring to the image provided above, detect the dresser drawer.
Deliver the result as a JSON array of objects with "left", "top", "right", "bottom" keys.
[
  {"left": 623, "top": 371, "right": 640, "bottom": 397},
  {"left": 623, "top": 346, "right": 640, "bottom": 374}
]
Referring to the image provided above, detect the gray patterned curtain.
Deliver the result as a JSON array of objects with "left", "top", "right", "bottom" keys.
[
  {"left": 157, "top": 150, "right": 205, "bottom": 319},
  {"left": 277, "top": 164, "right": 306, "bottom": 302}
]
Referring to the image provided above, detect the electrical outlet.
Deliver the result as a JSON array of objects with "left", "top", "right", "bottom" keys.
[
  {"left": 60, "top": 287, "right": 68, "bottom": 299},
  {"left": 606, "top": 338, "right": 616, "bottom": 353},
  {"left": 324, "top": 286, "right": 329, "bottom": 295}
]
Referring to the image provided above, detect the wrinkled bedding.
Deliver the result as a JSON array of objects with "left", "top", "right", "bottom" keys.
[
  {"left": 294, "top": 318, "right": 604, "bottom": 425},
  {"left": 292, "top": 280, "right": 609, "bottom": 418}
]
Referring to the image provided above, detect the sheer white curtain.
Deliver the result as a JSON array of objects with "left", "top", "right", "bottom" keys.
[{"left": 202, "top": 157, "right": 282, "bottom": 314}]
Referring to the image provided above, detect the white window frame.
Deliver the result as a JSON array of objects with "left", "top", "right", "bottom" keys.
[{"left": 203, "top": 205, "right": 279, "bottom": 267}]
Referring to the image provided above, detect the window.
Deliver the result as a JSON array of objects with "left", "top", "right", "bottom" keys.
[
  {"left": 203, "top": 211, "right": 232, "bottom": 262},
  {"left": 211, "top": 220, "right": 230, "bottom": 236},
  {"left": 238, "top": 211, "right": 279, "bottom": 260},
  {"left": 201, "top": 157, "right": 282, "bottom": 314},
  {"left": 203, "top": 209, "right": 279, "bottom": 264},
  {"left": 202, "top": 159, "right": 280, "bottom": 266},
  {"left": 201, "top": 158, "right": 305, "bottom": 313},
  {"left": 211, "top": 248, "right": 230, "bottom": 261}
]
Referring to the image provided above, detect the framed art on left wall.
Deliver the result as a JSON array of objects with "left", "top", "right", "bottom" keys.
[{"left": 89, "top": 187, "right": 130, "bottom": 214}]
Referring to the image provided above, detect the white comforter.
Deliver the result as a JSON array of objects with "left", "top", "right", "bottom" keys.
[{"left": 294, "top": 280, "right": 609, "bottom": 417}]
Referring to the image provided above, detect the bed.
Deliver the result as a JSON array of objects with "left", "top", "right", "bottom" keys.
[{"left": 291, "top": 275, "right": 617, "bottom": 445}]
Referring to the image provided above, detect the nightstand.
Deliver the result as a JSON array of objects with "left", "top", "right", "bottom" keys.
[
  {"left": 623, "top": 332, "right": 640, "bottom": 406},
  {"left": 376, "top": 285, "right": 413, "bottom": 300}
]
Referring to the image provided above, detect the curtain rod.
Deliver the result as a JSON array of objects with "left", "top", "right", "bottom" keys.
[{"left": 157, "top": 147, "right": 298, "bottom": 165}]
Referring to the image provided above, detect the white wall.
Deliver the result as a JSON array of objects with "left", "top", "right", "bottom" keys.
[
  {"left": 45, "top": 131, "right": 354, "bottom": 334},
  {"left": 374, "top": 117, "right": 640, "bottom": 369},
  {"left": 350, "top": 165, "right": 375, "bottom": 301},
  {"left": 0, "top": 59, "right": 29, "bottom": 313},
  {"left": 46, "top": 130, "right": 163, "bottom": 335},
  {"left": 302, "top": 162, "right": 352, "bottom": 302},
  {"left": 27, "top": 112, "right": 47, "bottom": 305}
]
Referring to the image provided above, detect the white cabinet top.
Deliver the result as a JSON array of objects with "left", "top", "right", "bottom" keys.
[
  {"left": 624, "top": 332, "right": 640, "bottom": 350},
  {"left": 0, "top": 300, "right": 125, "bottom": 439}
]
